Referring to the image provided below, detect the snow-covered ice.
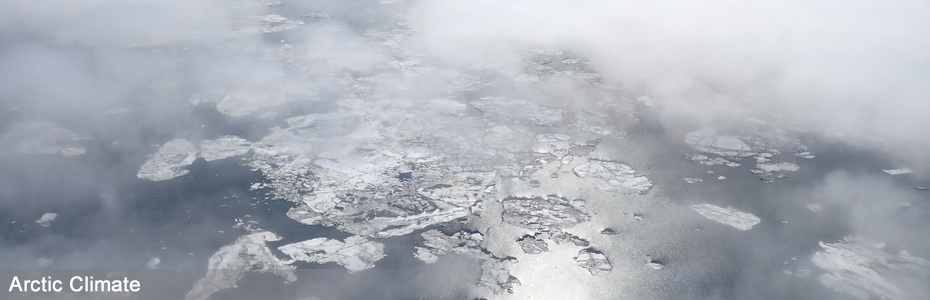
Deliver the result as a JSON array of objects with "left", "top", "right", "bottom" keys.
[
  {"left": 146, "top": 258, "right": 161, "bottom": 269},
  {"left": 502, "top": 195, "right": 589, "bottom": 231},
  {"left": 575, "top": 249, "right": 612, "bottom": 276},
  {"left": 137, "top": 139, "right": 199, "bottom": 181},
  {"left": 883, "top": 168, "right": 913, "bottom": 175},
  {"left": 416, "top": 230, "right": 520, "bottom": 294},
  {"left": 690, "top": 204, "right": 761, "bottom": 231},
  {"left": 684, "top": 177, "right": 703, "bottom": 184},
  {"left": 517, "top": 235, "right": 549, "bottom": 254},
  {"left": 572, "top": 160, "right": 652, "bottom": 194},
  {"left": 684, "top": 129, "right": 758, "bottom": 158},
  {"left": 278, "top": 235, "right": 385, "bottom": 272},
  {"left": 186, "top": 232, "right": 296, "bottom": 300},
  {"left": 471, "top": 97, "right": 564, "bottom": 126},
  {"left": 199, "top": 135, "right": 252, "bottom": 161},
  {"left": 35, "top": 213, "right": 58, "bottom": 227}
]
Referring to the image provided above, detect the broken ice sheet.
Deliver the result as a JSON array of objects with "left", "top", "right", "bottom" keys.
[
  {"left": 690, "top": 204, "right": 761, "bottom": 231},
  {"left": 186, "top": 232, "right": 296, "bottom": 300},
  {"left": 471, "top": 97, "right": 564, "bottom": 126},
  {"left": 193, "top": 90, "right": 295, "bottom": 118},
  {"left": 684, "top": 129, "right": 759, "bottom": 158},
  {"left": 575, "top": 249, "right": 612, "bottom": 276},
  {"left": 572, "top": 159, "right": 653, "bottom": 194},
  {"left": 502, "top": 195, "right": 589, "bottom": 231},
  {"left": 136, "top": 139, "right": 199, "bottom": 181},
  {"left": 516, "top": 235, "right": 550, "bottom": 254},
  {"left": 278, "top": 235, "right": 385, "bottom": 272},
  {"left": 415, "top": 230, "right": 520, "bottom": 294},
  {"left": 199, "top": 135, "right": 252, "bottom": 161},
  {"left": 685, "top": 129, "right": 808, "bottom": 182}
]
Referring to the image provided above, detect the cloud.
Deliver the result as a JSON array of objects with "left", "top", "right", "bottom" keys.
[{"left": 410, "top": 0, "right": 930, "bottom": 169}]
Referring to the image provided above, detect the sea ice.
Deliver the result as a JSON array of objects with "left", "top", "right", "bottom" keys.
[
  {"left": 35, "top": 213, "right": 58, "bottom": 227},
  {"left": 279, "top": 235, "right": 385, "bottom": 272},
  {"left": 186, "top": 232, "right": 296, "bottom": 300},
  {"left": 883, "top": 168, "right": 913, "bottom": 175},
  {"left": 416, "top": 230, "right": 520, "bottom": 294},
  {"left": 575, "top": 249, "right": 612, "bottom": 276},
  {"left": 572, "top": 160, "right": 652, "bottom": 194},
  {"left": 690, "top": 204, "right": 761, "bottom": 231},
  {"left": 137, "top": 139, "right": 199, "bottom": 181},
  {"left": 471, "top": 97, "right": 564, "bottom": 126},
  {"left": 199, "top": 136, "right": 252, "bottom": 161}
]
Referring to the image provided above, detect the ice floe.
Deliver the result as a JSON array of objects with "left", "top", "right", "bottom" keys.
[
  {"left": 883, "top": 168, "right": 913, "bottom": 175},
  {"left": 684, "top": 129, "right": 809, "bottom": 183},
  {"left": 137, "top": 139, "right": 199, "bottom": 181},
  {"left": 278, "top": 235, "right": 385, "bottom": 272},
  {"left": 685, "top": 129, "right": 758, "bottom": 157},
  {"left": 199, "top": 135, "right": 252, "bottom": 161},
  {"left": 193, "top": 90, "right": 294, "bottom": 118},
  {"left": 502, "top": 195, "right": 589, "bottom": 231},
  {"left": 575, "top": 249, "right": 612, "bottom": 276},
  {"left": 35, "top": 213, "right": 58, "bottom": 227},
  {"left": 812, "top": 236, "right": 930, "bottom": 300},
  {"left": 684, "top": 177, "right": 703, "bottom": 184},
  {"left": 415, "top": 230, "right": 520, "bottom": 294},
  {"left": 572, "top": 159, "right": 652, "bottom": 194},
  {"left": 471, "top": 97, "right": 564, "bottom": 126},
  {"left": 516, "top": 235, "right": 549, "bottom": 254},
  {"left": 186, "top": 232, "right": 295, "bottom": 300},
  {"left": 146, "top": 258, "right": 161, "bottom": 269},
  {"left": 690, "top": 204, "right": 761, "bottom": 231}
]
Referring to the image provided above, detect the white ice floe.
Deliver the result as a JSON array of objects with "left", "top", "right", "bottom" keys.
[
  {"left": 516, "top": 235, "right": 550, "bottom": 254},
  {"left": 684, "top": 177, "right": 703, "bottom": 184},
  {"left": 883, "top": 168, "right": 913, "bottom": 175},
  {"left": 415, "top": 230, "right": 520, "bottom": 294},
  {"left": 572, "top": 159, "right": 652, "bottom": 194},
  {"left": 812, "top": 236, "right": 930, "bottom": 300},
  {"left": 757, "top": 162, "right": 800, "bottom": 173},
  {"left": 502, "top": 195, "right": 589, "bottom": 231},
  {"left": 146, "top": 258, "right": 161, "bottom": 269},
  {"left": 36, "top": 258, "right": 53, "bottom": 267},
  {"left": 690, "top": 204, "right": 761, "bottom": 231},
  {"left": 279, "top": 235, "right": 385, "bottom": 272},
  {"left": 686, "top": 154, "right": 741, "bottom": 167},
  {"left": 796, "top": 152, "right": 816, "bottom": 159},
  {"left": 137, "top": 139, "right": 199, "bottom": 181},
  {"left": 645, "top": 256, "right": 664, "bottom": 270},
  {"left": 806, "top": 203, "right": 823, "bottom": 212},
  {"left": 471, "top": 97, "right": 564, "bottom": 126},
  {"left": 535, "top": 133, "right": 571, "bottom": 143},
  {"left": 197, "top": 90, "right": 293, "bottom": 118},
  {"left": 575, "top": 249, "right": 612, "bottom": 276},
  {"left": 684, "top": 129, "right": 809, "bottom": 182},
  {"left": 199, "top": 136, "right": 252, "bottom": 161},
  {"left": 35, "top": 213, "right": 58, "bottom": 227},
  {"left": 684, "top": 129, "right": 758, "bottom": 158},
  {"left": 186, "top": 232, "right": 296, "bottom": 300}
]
